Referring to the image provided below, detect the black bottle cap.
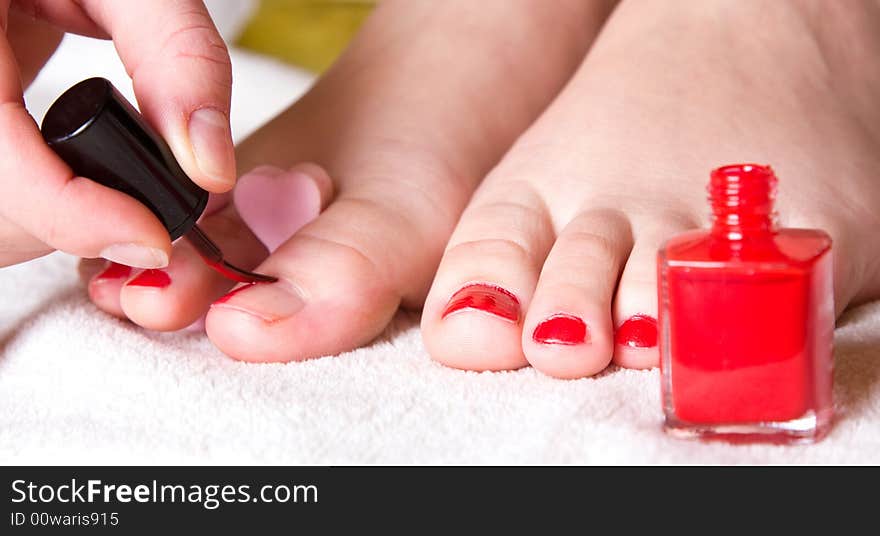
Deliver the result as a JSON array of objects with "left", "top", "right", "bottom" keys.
[{"left": 40, "top": 77, "right": 208, "bottom": 241}]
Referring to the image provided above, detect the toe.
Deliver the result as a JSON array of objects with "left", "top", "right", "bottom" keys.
[
  {"left": 118, "top": 205, "right": 272, "bottom": 332},
  {"left": 611, "top": 215, "right": 696, "bottom": 369},
  {"left": 522, "top": 208, "right": 633, "bottom": 379},
  {"left": 206, "top": 194, "right": 418, "bottom": 362},
  {"left": 87, "top": 165, "right": 331, "bottom": 332},
  {"left": 86, "top": 261, "right": 132, "bottom": 318},
  {"left": 421, "top": 182, "right": 555, "bottom": 371}
]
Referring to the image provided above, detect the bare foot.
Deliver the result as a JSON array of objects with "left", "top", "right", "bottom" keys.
[
  {"left": 83, "top": 0, "right": 616, "bottom": 361},
  {"left": 421, "top": 0, "right": 880, "bottom": 378}
]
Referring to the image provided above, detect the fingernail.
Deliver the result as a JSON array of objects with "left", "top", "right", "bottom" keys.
[
  {"left": 533, "top": 314, "right": 589, "bottom": 345},
  {"left": 210, "top": 281, "right": 305, "bottom": 322},
  {"left": 126, "top": 269, "right": 171, "bottom": 288},
  {"left": 100, "top": 243, "right": 169, "bottom": 269},
  {"left": 442, "top": 283, "right": 520, "bottom": 323},
  {"left": 94, "top": 262, "right": 132, "bottom": 281},
  {"left": 189, "top": 108, "right": 235, "bottom": 186},
  {"left": 615, "top": 314, "right": 658, "bottom": 348}
]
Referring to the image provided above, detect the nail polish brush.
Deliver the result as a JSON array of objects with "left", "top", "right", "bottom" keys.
[{"left": 39, "top": 77, "right": 275, "bottom": 284}]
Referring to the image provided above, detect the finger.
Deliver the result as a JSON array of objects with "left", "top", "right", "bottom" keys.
[
  {"left": 0, "top": 212, "right": 51, "bottom": 266},
  {"left": 6, "top": 8, "right": 63, "bottom": 88},
  {"left": 9, "top": 0, "right": 107, "bottom": 38},
  {"left": 114, "top": 165, "right": 330, "bottom": 331},
  {"left": 0, "top": 35, "right": 172, "bottom": 267},
  {"left": 118, "top": 205, "right": 267, "bottom": 331},
  {"left": 81, "top": 0, "right": 236, "bottom": 192}
]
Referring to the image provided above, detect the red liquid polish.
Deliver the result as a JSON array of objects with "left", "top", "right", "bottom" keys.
[
  {"left": 533, "top": 314, "right": 588, "bottom": 345},
  {"left": 213, "top": 283, "right": 257, "bottom": 304},
  {"left": 615, "top": 315, "right": 658, "bottom": 348},
  {"left": 41, "top": 78, "right": 276, "bottom": 286},
  {"left": 126, "top": 269, "right": 172, "bottom": 288},
  {"left": 658, "top": 164, "right": 833, "bottom": 444},
  {"left": 442, "top": 283, "right": 520, "bottom": 323}
]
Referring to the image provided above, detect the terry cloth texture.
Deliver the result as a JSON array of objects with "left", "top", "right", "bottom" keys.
[{"left": 3, "top": 2, "right": 879, "bottom": 465}]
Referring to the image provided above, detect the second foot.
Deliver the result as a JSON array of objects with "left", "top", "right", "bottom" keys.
[{"left": 421, "top": 0, "right": 880, "bottom": 378}]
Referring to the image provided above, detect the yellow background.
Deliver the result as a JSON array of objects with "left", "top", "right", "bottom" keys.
[{"left": 237, "top": 0, "right": 374, "bottom": 73}]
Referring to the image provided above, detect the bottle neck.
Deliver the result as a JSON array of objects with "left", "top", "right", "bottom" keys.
[{"left": 709, "top": 164, "right": 777, "bottom": 241}]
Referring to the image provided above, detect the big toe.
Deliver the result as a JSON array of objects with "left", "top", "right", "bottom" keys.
[
  {"left": 207, "top": 183, "right": 445, "bottom": 362},
  {"left": 421, "top": 181, "right": 554, "bottom": 371}
]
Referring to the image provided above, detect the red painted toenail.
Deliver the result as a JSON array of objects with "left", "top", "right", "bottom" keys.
[
  {"left": 126, "top": 269, "right": 171, "bottom": 288},
  {"left": 94, "top": 262, "right": 131, "bottom": 281},
  {"left": 533, "top": 314, "right": 588, "bottom": 345},
  {"left": 213, "top": 283, "right": 257, "bottom": 304},
  {"left": 615, "top": 314, "right": 658, "bottom": 348},
  {"left": 442, "top": 283, "right": 520, "bottom": 323}
]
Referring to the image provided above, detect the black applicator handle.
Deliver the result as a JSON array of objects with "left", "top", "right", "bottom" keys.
[
  {"left": 40, "top": 77, "right": 207, "bottom": 241},
  {"left": 39, "top": 77, "right": 276, "bottom": 284}
]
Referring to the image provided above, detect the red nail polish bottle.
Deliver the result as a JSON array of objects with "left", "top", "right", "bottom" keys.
[{"left": 658, "top": 164, "right": 834, "bottom": 444}]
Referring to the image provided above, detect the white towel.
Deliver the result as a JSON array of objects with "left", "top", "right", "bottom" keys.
[{"left": 2, "top": 6, "right": 878, "bottom": 465}]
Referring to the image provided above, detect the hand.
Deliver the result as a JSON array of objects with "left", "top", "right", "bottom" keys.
[{"left": 0, "top": 0, "right": 235, "bottom": 268}]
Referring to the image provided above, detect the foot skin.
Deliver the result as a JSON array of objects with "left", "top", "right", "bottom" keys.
[
  {"left": 421, "top": 0, "right": 880, "bottom": 378},
  {"left": 82, "top": 0, "right": 615, "bottom": 360}
]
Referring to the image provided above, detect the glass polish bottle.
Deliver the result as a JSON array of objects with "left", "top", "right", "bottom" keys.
[{"left": 658, "top": 163, "right": 834, "bottom": 443}]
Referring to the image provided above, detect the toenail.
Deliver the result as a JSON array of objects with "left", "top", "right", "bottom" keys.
[
  {"left": 210, "top": 281, "right": 305, "bottom": 322},
  {"left": 94, "top": 262, "right": 132, "bottom": 281},
  {"left": 125, "top": 269, "right": 171, "bottom": 288},
  {"left": 442, "top": 283, "right": 520, "bottom": 323},
  {"left": 532, "top": 314, "right": 589, "bottom": 346},
  {"left": 213, "top": 284, "right": 257, "bottom": 305},
  {"left": 615, "top": 314, "right": 658, "bottom": 348}
]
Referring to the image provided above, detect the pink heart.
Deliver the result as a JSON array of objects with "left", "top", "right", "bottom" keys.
[{"left": 234, "top": 165, "right": 323, "bottom": 253}]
